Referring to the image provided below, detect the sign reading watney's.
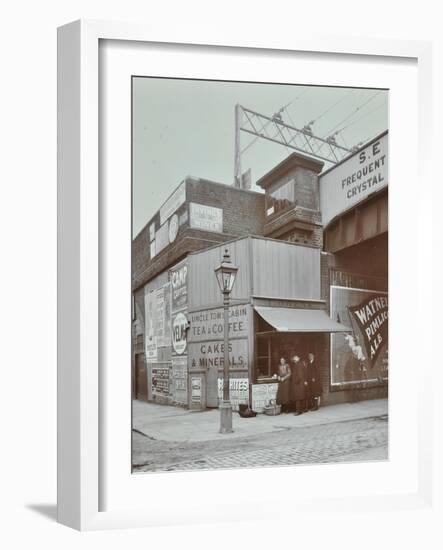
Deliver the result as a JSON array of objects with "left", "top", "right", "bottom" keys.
[
  {"left": 320, "top": 132, "right": 388, "bottom": 226},
  {"left": 348, "top": 294, "right": 388, "bottom": 368}
]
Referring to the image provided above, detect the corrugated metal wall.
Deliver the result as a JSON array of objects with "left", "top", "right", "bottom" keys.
[
  {"left": 188, "top": 236, "right": 321, "bottom": 309},
  {"left": 251, "top": 238, "right": 320, "bottom": 300},
  {"left": 188, "top": 238, "right": 251, "bottom": 309}
]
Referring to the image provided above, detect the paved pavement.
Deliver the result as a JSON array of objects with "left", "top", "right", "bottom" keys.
[
  {"left": 133, "top": 398, "right": 388, "bottom": 442},
  {"left": 132, "top": 399, "right": 388, "bottom": 472}
]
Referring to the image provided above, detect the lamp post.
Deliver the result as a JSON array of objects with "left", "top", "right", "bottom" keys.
[{"left": 214, "top": 248, "right": 238, "bottom": 434}]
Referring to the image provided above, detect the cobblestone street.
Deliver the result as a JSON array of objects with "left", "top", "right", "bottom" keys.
[{"left": 133, "top": 412, "right": 388, "bottom": 473}]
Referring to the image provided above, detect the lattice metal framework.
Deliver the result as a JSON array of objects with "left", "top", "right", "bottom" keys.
[{"left": 234, "top": 104, "right": 353, "bottom": 187}]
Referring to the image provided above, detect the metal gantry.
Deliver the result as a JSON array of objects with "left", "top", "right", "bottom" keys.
[{"left": 234, "top": 103, "right": 353, "bottom": 188}]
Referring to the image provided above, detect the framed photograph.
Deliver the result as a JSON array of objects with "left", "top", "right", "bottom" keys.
[{"left": 58, "top": 20, "right": 434, "bottom": 531}]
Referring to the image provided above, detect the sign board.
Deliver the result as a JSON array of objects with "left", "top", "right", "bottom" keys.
[
  {"left": 170, "top": 260, "right": 188, "bottom": 312},
  {"left": 151, "top": 367, "right": 170, "bottom": 397},
  {"left": 190, "top": 376, "right": 202, "bottom": 403},
  {"left": 348, "top": 294, "right": 388, "bottom": 367},
  {"left": 155, "top": 221, "right": 169, "bottom": 255},
  {"left": 172, "top": 356, "right": 188, "bottom": 404},
  {"left": 155, "top": 283, "right": 171, "bottom": 348},
  {"left": 217, "top": 378, "right": 249, "bottom": 410},
  {"left": 172, "top": 311, "right": 188, "bottom": 355},
  {"left": 330, "top": 286, "right": 388, "bottom": 386},
  {"left": 188, "top": 304, "right": 248, "bottom": 342},
  {"left": 188, "top": 339, "right": 248, "bottom": 369},
  {"left": 160, "top": 182, "right": 186, "bottom": 225},
  {"left": 144, "top": 290, "right": 157, "bottom": 363},
  {"left": 168, "top": 213, "right": 179, "bottom": 243},
  {"left": 149, "top": 222, "right": 155, "bottom": 242},
  {"left": 251, "top": 383, "right": 279, "bottom": 412},
  {"left": 189, "top": 202, "right": 223, "bottom": 233},
  {"left": 320, "top": 133, "right": 388, "bottom": 226}
]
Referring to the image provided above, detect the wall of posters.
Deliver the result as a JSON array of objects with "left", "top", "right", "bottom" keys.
[{"left": 330, "top": 286, "right": 388, "bottom": 386}]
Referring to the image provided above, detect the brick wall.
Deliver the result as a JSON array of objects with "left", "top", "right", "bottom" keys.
[{"left": 132, "top": 177, "right": 265, "bottom": 291}]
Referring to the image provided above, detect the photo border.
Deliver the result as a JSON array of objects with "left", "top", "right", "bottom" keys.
[{"left": 57, "top": 19, "right": 433, "bottom": 531}]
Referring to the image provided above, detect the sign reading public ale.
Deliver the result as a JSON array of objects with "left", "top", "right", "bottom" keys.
[
  {"left": 348, "top": 294, "right": 388, "bottom": 367},
  {"left": 330, "top": 286, "right": 388, "bottom": 386}
]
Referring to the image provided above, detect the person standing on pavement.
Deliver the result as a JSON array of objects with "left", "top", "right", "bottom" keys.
[
  {"left": 290, "top": 354, "right": 308, "bottom": 415},
  {"left": 306, "top": 352, "right": 322, "bottom": 411},
  {"left": 276, "top": 357, "right": 291, "bottom": 413}
]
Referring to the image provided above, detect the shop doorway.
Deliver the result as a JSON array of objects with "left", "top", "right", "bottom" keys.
[
  {"left": 255, "top": 332, "right": 321, "bottom": 380},
  {"left": 135, "top": 354, "right": 148, "bottom": 401},
  {"left": 206, "top": 366, "right": 219, "bottom": 408}
]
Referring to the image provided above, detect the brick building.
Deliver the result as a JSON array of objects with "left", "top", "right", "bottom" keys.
[{"left": 132, "top": 131, "right": 388, "bottom": 410}]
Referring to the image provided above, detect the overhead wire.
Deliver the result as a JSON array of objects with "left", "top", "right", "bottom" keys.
[{"left": 322, "top": 91, "right": 381, "bottom": 138}]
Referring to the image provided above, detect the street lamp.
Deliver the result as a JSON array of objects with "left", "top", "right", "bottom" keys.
[{"left": 214, "top": 248, "right": 238, "bottom": 434}]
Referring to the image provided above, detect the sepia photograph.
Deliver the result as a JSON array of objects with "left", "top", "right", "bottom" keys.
[{"left": 131, "top": 77, "right": 389, "bottom": 473}]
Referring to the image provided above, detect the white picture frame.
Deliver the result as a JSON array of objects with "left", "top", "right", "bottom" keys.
[{"left": 57, "top": 19, "right": 435, "bottom": 531}]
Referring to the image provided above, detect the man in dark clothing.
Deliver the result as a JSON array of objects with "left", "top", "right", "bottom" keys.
[
  {"left": 290, "top": 354, "right": 308, "bottom": 415},
  {"left": 306, "top": 352, "right": 322, "bottom": 411}
]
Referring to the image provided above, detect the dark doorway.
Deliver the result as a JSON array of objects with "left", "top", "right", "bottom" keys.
[{"left": 135, "top": 353, "right": 148, "bottom": 401}]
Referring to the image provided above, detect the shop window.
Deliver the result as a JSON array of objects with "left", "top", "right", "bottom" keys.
[{"left": 256, "top": 334, "right": 271, "bottom": 378}]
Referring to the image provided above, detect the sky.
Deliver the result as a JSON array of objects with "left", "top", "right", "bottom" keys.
[{"left": 132, "top": 78, "right": 388, "bottom": 237}]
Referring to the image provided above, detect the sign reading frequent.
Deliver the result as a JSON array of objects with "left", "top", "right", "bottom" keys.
[{"left": 320, "top": 132, "right": 388, "bottom": 226}]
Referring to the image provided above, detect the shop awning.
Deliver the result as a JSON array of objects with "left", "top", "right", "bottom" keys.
[{"left": 254, "top": 306, "right": 351, "bottom": 333}]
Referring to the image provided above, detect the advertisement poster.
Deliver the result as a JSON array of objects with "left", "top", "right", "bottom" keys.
[
  {"left": 170, "top": 260, "right": 188, "bottom": 313},
  {"left": 151, "top": 367, "right": 170, "bottom": 397},
  {"left": 330, "top": 286, "right": 388, "bottom": 386},
  {"left": 189, "top": 202, "right": 223, "bottom": 233},
  {"left": 172, "top": 356, "right": 188, "bottom": 405},
  {"left": 144, "top": 289, "right": 157, "bottom": 363},
  {"left": 251, "top": 383, "right": 279, "bottom": 412},
  {"left": 217, "top": 378, "right": 249, "bottom": 410},
  {"left": 155, "top": 283, "right": 171, "bottom": 348}
]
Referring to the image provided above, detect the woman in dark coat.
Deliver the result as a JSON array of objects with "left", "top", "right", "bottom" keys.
[
  {"left": 290, "top": 354, "right": 308, "bottom": 415},
  {"left": 306, "top": 352, "right": 322, "bottom": 410},
  {"left": 276, "top": 357, "right": 291, "bottom": 413}
]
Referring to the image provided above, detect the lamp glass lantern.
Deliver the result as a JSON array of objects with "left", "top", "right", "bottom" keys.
[{"left": 214, "top": 250, "right": 238, "bottom": 295}]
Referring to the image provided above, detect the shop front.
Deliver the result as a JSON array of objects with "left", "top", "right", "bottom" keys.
[{"left": 252, "top": 302, "right": 351, "bottom": 409}]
